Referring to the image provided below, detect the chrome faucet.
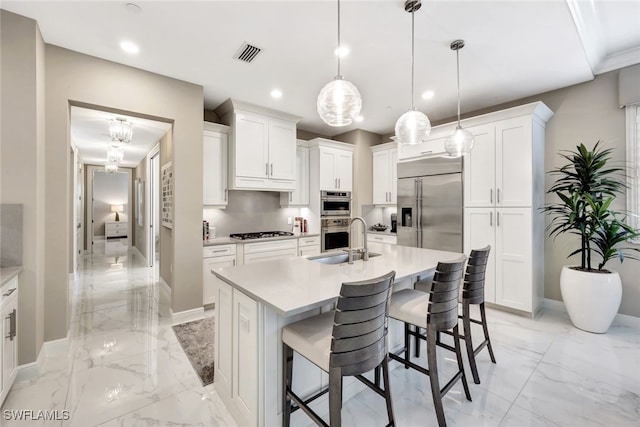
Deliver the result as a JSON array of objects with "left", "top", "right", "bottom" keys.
[{"left": 348, "top": 217, "right": 369, "bottom": 264}]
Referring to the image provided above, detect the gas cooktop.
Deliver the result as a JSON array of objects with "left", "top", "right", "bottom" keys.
[{"left": 229, "top": 231, "right": 294, "bottom": 240}]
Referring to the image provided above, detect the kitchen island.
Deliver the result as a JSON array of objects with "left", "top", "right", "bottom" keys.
[{"left": 212, "top": 243, "right": 462, "bottom": 427}]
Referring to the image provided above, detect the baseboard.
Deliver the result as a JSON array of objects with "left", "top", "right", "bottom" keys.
[
  {"left": 171, "top": 307, "right": 205, "bottom": 325},
  {"left": 16, "top": 333, "right": 70, "bottom": 383},
  {"left": 543, "top": 298, "right": 640, "bottom": 328},
  {"left": 131, "top": 246, "right": 146, "bottom": 264}
]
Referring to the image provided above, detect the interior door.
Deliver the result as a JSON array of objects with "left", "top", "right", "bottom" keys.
[
  {"left": 419, "top": 173, "right": 463, "bottom": 252},
  {"left": 396, "top": 177, "right": 418, "bottom": 247}
]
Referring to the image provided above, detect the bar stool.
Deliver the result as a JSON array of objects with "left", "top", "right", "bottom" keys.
[
  {"left": 388, "top": 257, "right": 470, "bottom": 427},
  {"left": 438, "top": 245, "right": 496, "bottom": 384},
  {"left": 282, "top": 271, "right": 396, "bottom": 427}
]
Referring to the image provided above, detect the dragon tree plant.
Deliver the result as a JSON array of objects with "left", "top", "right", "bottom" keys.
[{"left": 543, "top": 141, "right": 639, "bottom": 272}]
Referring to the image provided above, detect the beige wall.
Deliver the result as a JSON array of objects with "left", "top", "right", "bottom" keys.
[
  {"left": 0, "top": 10, "right": 46, "bottom": 364},
  {"left": 43, "top": 45, "right": 204, "bottom": 345},
  {"left": 133, "top": 159, "right": 147, "bottom": 259},
  {"left": 159, "top": 132, "right": 174, "bottom": 288}
]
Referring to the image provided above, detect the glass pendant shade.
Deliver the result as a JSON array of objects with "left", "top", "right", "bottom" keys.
[
  {"left": 107, "top": 146, "right": 124, "bottom": 164},
  {"left": 444, "top": 126, "right": 475, "bottom": 157},
  {"left": 110, "top": 118, "right": 133, "bottom": 143},
  {"left": 317, "top": 76, "right": 362, "bottom": 127},
  {"left": 105, "top": 163, "right": 119, "bottom": 173},
  {"left": 394, "top": 109, "right": 431, "bottom": 145}
]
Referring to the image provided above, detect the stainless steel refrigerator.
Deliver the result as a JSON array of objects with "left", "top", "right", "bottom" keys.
[{"left": 397, "top": 156, "right": 463, "bottom": 252}]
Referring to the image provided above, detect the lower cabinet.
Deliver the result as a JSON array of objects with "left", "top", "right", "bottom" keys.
[
  {"left": 203, "top": 245, "right": 237, "bottom": 306},
  {"left": 464, "top": 207, "right": 538, "bottom": 314},
  {"left": 367, "top": 233, "right": 397, "bottom": 245},
  {"left": 243, "top": 239, "right": 298, "bottom": 264},
  {"left": 0, "top": 275, "right": 18, "bottom": 406},
  {"left": 298, "top": 236, "right": 320, "bottom": 257}
]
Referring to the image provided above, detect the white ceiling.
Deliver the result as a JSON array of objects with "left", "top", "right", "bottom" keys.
[
  {"left": 70, "top": 106, "right": 171, "bottom": 168},
  {"left": 4, "top": 0, "right": 640, "bottom": 140}
]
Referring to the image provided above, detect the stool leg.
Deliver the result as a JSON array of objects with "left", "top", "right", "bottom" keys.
[
  {"left": 282, "top": 343, "right": 294, "bottom": 427},
  {"left": 463, "top": 302, "right": 481, "bottom": 384},
  {"left": 404, "top": 323, "right": 410, "bottom": 369},
  {"left": 329, "top": 367, "right": 343, "bottom": 427},
  {"left": 414, "top": 326, "right": 421, "bottom": 358},
  {"left": 480, "top": 303, "right": 496, "bottom": 364},
  {"left": 381, "top": 355, "right": 395, "bottom": 427},
  {"left": 374, "top": 366, "right": 381, "bottom": 388},
  {"left": 453, "top": 325, "right": 472, "bottom": 402},
  {"left": 426, "top": 327, "right": 447, "bottom": 427}
]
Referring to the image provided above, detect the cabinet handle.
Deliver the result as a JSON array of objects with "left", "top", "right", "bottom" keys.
[
  {"left": 212, "top": 249, "right": 227, "bottom": 253},
  {"left": 6, "top": 309, "right": 16, "bottom": 341},
  {"left": 2, "top": 288, "right": 16, "bottom": 297},
  {"left": 497, "top": 188, "right": 500, "bottom": 204},
  {"left": 271, "top": 163, "right": 273, "bottom": 176},
  {"left": 420, "top": 150, "right": 433, "bottom": 155},
  {"left": 490, "top": 212, "right": 493, "bottom": 226},
  {"left": 232, "top": 259, "right": 236, "bottom": 266},
  {"left": 266, "top": 162, "right": 269, "bottom": 176},
  {"left": 338, "top": 178, "right": 341, "bottom": 188},
  {"left": 289, "top": 192, "right": 292, "bottom": 202},
  {"left": 490, "top": 189, "right": 493, "bottom": 204},
  {"left": 497, "top": 211, "right": 500, "bottom": 227},
  {"left": 335, "top": 178, "right": 338, "bottom": 188}
]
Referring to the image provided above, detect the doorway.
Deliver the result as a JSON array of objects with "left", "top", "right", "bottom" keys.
[{"left": 147, "top": 145, "right": 160, "bottom": 267}]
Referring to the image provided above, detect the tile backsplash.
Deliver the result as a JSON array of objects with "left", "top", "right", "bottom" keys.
[{"left": 0, "top": 204, "right": 23, "bottom": 267}]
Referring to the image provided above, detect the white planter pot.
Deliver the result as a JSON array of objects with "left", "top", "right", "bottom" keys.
[{"left": 560, "top": 266, "right": 622, "bottom": 333}]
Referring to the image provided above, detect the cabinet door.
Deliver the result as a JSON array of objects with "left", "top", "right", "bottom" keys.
[
  {"left": 495, "top": 208, "right": 532, "bottom": 311},
  {"left": 268, "top": 118, "right": 296, "bottom": 181},
  {"left": 335, "top": 150, "right": 353, "bottom": 191},
  {"left": 372, "top": 150, "right": 390, "bottom": 204},
  {"left": 235, "top": 111, "right": 269, "bottom": 179},
  {"left": 390, "top": 148, "right": 398, "bottom": 204},
  {"left": 319, "top": 149, "right": 337, "bottom": 191},
  {"left": 1, "top": 296, "right": 17, "bottom": 401},
  {"left": 215, "top": 281, "right": 233, "bottom": 399},
  {"left": 299, "top": 245, "right": 320, "bottom": 257},
  {"left": 244, "top": 249, "right": 297, "bottom": 264},
  {"left": 464, "top": 124, "right": 496, "bottom": 207},
  {"left": 232, "top": 289, "right": 259, "bottom": 426},
  {"left": 203, "top": 255, "right": 236, "bottom": 305},
  {"left": 290, "top": 146, "right": 309, "bottom": 205},
  {"left": 203, "top": 130, "right": 228, "bottom": 206},
  {"left": 496, "top": 118, "right": 532, "bottom": 207},
  {"left": 464, "top": 208, "right": 497, "bottom": 303}
]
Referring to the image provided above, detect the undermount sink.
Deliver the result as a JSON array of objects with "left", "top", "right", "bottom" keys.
[{"left": 308, "top": 251, "right": 381, "bottom": 265}]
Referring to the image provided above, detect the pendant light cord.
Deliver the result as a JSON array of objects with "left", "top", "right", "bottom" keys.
[
  {"left": 337, "top": 0, "right": 341, "bottom": 76},
  {"left": 411, "top": 8, "right": 415, "bottom": 109},
  {"left": 456, "top": 46, "right": 461, "bottom": 127}
]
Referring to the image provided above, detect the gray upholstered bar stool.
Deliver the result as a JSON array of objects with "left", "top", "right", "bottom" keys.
[
  {"left": 282, "top": 271, "right": 396, "bottom": 427},
  {"left": 438, "top": 245, "right": 496, "bottom": 384},
  {"left": 388, "top": 257, "right": 470, "bottom": 427}
]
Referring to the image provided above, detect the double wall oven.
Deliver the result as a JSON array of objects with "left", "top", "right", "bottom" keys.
[{"left": 320, "top": 191, "right": 351, "bottom": 252}]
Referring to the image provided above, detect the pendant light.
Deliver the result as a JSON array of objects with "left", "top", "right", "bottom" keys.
[
  {"left": 394, "top": 0, "right": 431, "bottom": 146},
  {"left": 316, "top": 0, "right": 362, "bottom": 127},
  {"left": 107, "top": 145, "right": 124, "bottom": 164},
  {"left": 444, "top": 39, "right": 475, "bottom": 157},
  {"left": 110, "top": 118, "right": 133, "bottom": 143}
]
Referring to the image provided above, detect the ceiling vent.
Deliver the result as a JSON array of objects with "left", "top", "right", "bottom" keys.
[{"left": 234, "top": 43, "right": 262, "bottom": 63}]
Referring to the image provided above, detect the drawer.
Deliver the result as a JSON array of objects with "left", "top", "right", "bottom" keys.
[
  {"left": 1, "top": 276, "right": 18, "bottom": 308},
  {"left": 298, "top": 236, "right": 320, "bottom": 248},
  {"left": 105, "top": 222, "right": 127, "bottom": 231},
  {"left": 203, "top": 244, "right": 237, "bottom": 258},
  {"left": 367, "top": 233, "right": 397, "bottom": 245},
  {"left": 243, "top": 238, "right": 297, "bottom": 254}
]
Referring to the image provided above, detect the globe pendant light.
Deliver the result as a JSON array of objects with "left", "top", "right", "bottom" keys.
[
  {"left": 394, "top": 0, "right": 431, "bottom": 145},
  {"left": 444, "top": 39, "right": 475, "bottom": 157},
  {"left": 317, "top": 0, "right": 362, "bottom": 127}
]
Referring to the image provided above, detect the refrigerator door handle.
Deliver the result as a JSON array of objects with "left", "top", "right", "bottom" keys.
[
  {"left": 490, "top": 211, "right": 493, "bottom": 226},
  {"left": 497, "top": 211, "right": 500, "bottom": 226},
  {"left": 490, "top": 189, "right": 493, "bottom": 204},
  {"left": 497, "top": 188, "right": 500, "bottom": 204}
]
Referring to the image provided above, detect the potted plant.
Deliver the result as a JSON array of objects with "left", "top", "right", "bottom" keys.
[{"left": 544, "top": 141, "right": 639, "bottom": 333}]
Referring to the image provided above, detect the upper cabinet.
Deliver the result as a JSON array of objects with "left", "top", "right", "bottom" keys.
[
  {"left": 371, "top": 142, "right": 397, "bottom": 205},
  {"left": 281, "top": 140, "right": 310, "bottom": 206},
  {"left": 309, "top": 139, "right": 353, "bottom": 192},
  {"left": 203, "top": 122, "right": 229, "bottom": 207},
  {"left": 215, "top": 99, "right": 302, "bottom": 192}
]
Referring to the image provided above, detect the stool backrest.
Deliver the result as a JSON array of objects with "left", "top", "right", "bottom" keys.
[
  {"left": 462, "top": 245, "right": 491, "bottom": 305},
  {"left": 427, "top": 256, "right": 467, "bottom": 332},
  {"left": 330, "top": 270, "right": 396, "bottom": 376}
]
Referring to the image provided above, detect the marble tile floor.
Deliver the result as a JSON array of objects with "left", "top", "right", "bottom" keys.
[{"left": 1, "top": 249, "right": 638, "bottom": 426}]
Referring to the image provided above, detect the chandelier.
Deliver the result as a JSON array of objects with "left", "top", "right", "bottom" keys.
[{"left": 109, "top": 118, "right": 133, "bottom": 143}]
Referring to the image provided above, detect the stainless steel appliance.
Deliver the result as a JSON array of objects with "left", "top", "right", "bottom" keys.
[
  {"left": 397, "top": 156, "right": 463, "bottom": 252},
  {"left": 321, "top": 217, "right": 350, "bottom": 252},
  {"left": 320, "top": 191, "right": 351, "bottom": 217},
  {"left": 229, "top": 231, "right": 294, "bottom": 240},
  {"left": 390, "top": 213, "right": 397, "bottom": 233}
]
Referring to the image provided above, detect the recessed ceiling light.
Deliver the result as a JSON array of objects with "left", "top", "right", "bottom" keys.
[
  {"left": 120, "top": 41, "right": 139, "bottom": 55},
  {"left": 334, "top": 45, "right": 350, "bottom": 58},
  {"left": 354, "top": 115, "right": 364, "bottom": 123},
  {"left": 270, "top": 89, "right": 283, "bottom": 99},
  {"left": 422, "top": 90, "right": 435, "bottom": 100}
]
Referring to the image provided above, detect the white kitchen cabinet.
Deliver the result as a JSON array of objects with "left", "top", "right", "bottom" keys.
[
  {"left": 309, "top": 139, "right": 353, "bottom": 192},
  {"left": 202, "top": 244, "right": 237, "bottom": 306},
  {"left": 464, "top": 207, "right": 534, "bottom": 313},
  {"left": 367, "top": 233, "right": 397, "bottom": 245},
  {"left": 281, "top": 141, "right": 310, "bottom": 206},
  {"left": 397, "top": 125, "right": 451, "bottom": 161},
  {"left": 242, "top": 239, "right": 298, "bottom": 264},
  {"left": 216, "top": 99, "right": 302, "bottom": 191},
  {"left": 203, "top": 122, "right": 229, "bottom": 207},
  {"left": 0, "top": 275, "right": 18, "bottom": 406},
  {"left": 298, "top": 235, "right": 320, "bottom": 256},
  {"left": 371, "top": 142, "right": 398, "bottom": 205},
  {"left": 215, "top": 280, "right": 233, "bottom": 401}
]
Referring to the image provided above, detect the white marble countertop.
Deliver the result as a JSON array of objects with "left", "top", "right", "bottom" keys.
[
  {"left": 212, "top": 243, "right": 463, "bottom": 317},
  {"left": 1, "top": 267, "right": 22, "bottom": 286},
  {"left": 203, "top": 233, "right": 320, "bottom": 247},
  {"left": 367, "top": 229, "right": 396, "bottom": 236}
]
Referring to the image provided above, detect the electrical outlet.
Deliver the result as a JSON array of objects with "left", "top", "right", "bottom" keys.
[{"left": 287, "top": 217, "right": 292, "bottom": 225}]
